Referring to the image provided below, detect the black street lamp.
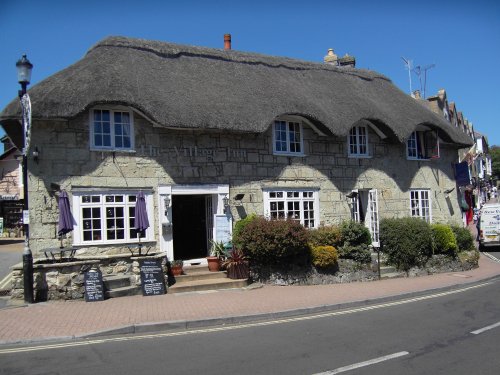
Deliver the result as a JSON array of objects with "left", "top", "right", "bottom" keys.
[{"left": 16, "top": 54, "right": 34, "bottom": 304}]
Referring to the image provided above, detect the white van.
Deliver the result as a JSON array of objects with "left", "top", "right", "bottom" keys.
[{"left": 479, "top": 203, "right": 500, "bottom": 250}]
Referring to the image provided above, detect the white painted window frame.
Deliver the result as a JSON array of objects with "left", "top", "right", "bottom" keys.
[
  {"left": 406, "top": 130, "right": 440, "bottom": 160},
  {"left": 409, "top": 189, "right": 432, "bottom": 223},
  {"left": 72, "top": 190, "right": 154, "bottom": 246},
  {"left": 272, "top": 120, "right": 305, "bottom": 156},
  {"left": 263, "top": 188, "right": 319, "bottom": 228},
  {"left": 347, "top": 125, "right": 370, "bottom": 158},
  {"left": 89, "top": 107, "right": 135, "bottom": 151}
]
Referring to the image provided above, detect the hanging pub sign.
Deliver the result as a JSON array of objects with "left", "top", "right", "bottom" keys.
[
  {"left": 139, "top": 259, "right": 166, "bottom": 296},
  {"left": 84, "top": 269, "right": 104, "bottom": 302}
]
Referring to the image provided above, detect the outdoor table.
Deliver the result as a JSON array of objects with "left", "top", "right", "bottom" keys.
[
  {"left": 43, "top": 247, "right": 77, "bottom": 262},
  {"left": 127, "top": 243, "right": 152, "bottom": 256}
]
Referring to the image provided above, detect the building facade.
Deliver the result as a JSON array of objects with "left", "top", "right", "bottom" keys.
[{"left": 0, "top": 36, "right": 473, "bottom": 264}]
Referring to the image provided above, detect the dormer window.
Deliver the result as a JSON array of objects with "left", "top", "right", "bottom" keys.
[
  {"left": 348, "top": 125, "right": 369, "bottom": 157},
  {"left": 90, "top": 109, "right": 134, "bottom": 151},
  {"left": 273, "top": 120, "right": 304, "bottom": 156},
  {"left": 406, "top": 130, "right": 439, "bottom": 160}
]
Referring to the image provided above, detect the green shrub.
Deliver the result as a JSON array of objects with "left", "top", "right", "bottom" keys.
[
  {"left": 310, "top": 245, "right": 338, "bottom": 269},
  {"left": 379, "top": 217, "right": 433, "bottom": 271},
  {"left": 336, "top": 221, "right": 372, "bottom": 264},
  {"left": 236, "top": 217, "right": 310, "bottom": 266},
  {"left": 431, "top": 224, "right": 458, "bottom": 257},
  {"left": 340, "top": 221, "right": 372, "bottom": 247},
  {"left": 232, "top": 214, "right": 258, "bottom": 247},
  {"left": 308, "top": 225, "right": 342, "bottom": 247},
  {"left": 450, "top": 225, "right": 476, "bottom": 252}
]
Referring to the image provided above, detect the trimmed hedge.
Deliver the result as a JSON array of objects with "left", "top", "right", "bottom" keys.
[
  {"left": 380, "top": 217, "right": 433, "bottom": 271},
  {"left": 337, "top": 221, "right": 372, "bottom": 264},
  {"left": 450, "top": 225, "right": 476, "bottom": 252},
  {"left": 236, "top": 217, "right": 310, "bottom": 266},
  {"left": 308, "top": 225, "right": 342, "bottom": 247},
  {"left": 310, "top": 245, "right": 338, "bottom": 269},
  {"left": 431, "top": 224, "right": 458, "bottom": 257},
  {"left": 232, "top": 214, "right": 258, "bottom": 247}
]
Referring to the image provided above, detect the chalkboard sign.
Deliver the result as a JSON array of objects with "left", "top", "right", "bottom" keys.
[
  {"left": 140, "top": 259, "right": 166, "bottom": 296},
  {"left": 84, "top": 270, "right": 104, "bottom": 302}
]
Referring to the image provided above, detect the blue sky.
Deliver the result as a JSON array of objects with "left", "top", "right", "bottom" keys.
[{"left": 1, "top": 0, "right": 499, "bottom": 145}]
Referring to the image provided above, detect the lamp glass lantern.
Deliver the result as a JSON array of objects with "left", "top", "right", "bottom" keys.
[{"left": 16, "top": 55, "right": 33, "bottom": 86}]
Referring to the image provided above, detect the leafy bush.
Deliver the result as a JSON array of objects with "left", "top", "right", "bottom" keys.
[
  {"left": 380, "top": 217, "right": 433, "bottom": 271},
  {"left": 236, "top": 217, "right": 310, "bottom": 266},
  {"left": 232, "top": 214, "right": 258, "bottom": 247},
  {"left": 450, "top": 225, "right": 476, "bottom": 252},
  {"left": 310, "top": 245, "right": 338, "bottom": 269},
  {"left": 308, "top": 225, "right": 342, "bottom": 247},
  {"left": 431, "top": 224, "right": 458, "bottom": 257},
  {"left": 336, "top": 221, "right": 372, "bottom": 264}
]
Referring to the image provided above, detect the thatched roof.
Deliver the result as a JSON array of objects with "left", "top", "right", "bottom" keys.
[{"left": 0, "top": 36, "right": 473, "bottom": 147}]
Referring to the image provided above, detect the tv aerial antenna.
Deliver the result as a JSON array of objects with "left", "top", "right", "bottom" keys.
[
  {"left": 412, "top": 63, "right": 436, "bottom": 99},
  {"left": 401, "top": 57, "right": 413, "bottom": 95}
]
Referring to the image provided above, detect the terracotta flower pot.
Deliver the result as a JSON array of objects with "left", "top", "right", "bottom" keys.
[
  {"left": 207, "top": 256, "right": 220, "bottom": 272},
  {"left": 171, "top": 265, "right": 183, "bottom": 276}
]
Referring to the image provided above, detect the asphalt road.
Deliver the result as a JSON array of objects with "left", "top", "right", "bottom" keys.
[{"left": 1, "top": 278, "right": 499, "bottom": 374}]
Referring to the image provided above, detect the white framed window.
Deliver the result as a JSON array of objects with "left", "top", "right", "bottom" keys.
[
  {"left": 273, "top": 120, "right": 304, "bottom": 156},
  {"left": 90, "top": 109, "right": 134, "bottom": 151},
  {"left": 263, "top": 189, "right": 319, "bottom": 228},
  {"left": 348, "top": 125, "right": 369, "bottom": 157},
  {"left": 406, "top": 130, "right": 439, "bottom": 160},
  {"left": 410, "top": 189, "right": 432, "bottom": 223},
  {"left": 72, "top": 191, "right": 153, "bottom": 246}
]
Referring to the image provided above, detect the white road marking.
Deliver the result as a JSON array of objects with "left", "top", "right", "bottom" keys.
[
  {"left": 0, "top": 282, "right": 492, "bottom": 355},
  {"left": 312, "top": 351, "right": 409, "bottom": 374},
  {"left": 471, "top": 321, "right": 500, "bottom": 335}
]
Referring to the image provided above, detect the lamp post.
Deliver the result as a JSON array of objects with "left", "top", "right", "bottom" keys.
[{"left": 16, "top": 54, "right": 34, "bottom": 304}]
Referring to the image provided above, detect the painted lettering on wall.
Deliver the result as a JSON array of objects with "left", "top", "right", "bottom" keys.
[{"left": 138, "top": 145, "right": 246, "bottom": 161}]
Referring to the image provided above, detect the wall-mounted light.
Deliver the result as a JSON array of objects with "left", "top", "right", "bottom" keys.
[
  {"left": 223, "top": 194, "right": 230, "bottom": 214},
  {"left": 345, "top": 191, "right": 358, "bottom": 199},
  {"left": 443, "top": 187, "right": 455, "bottom": 195},
  {"left": 32, "top": 146, "right": 39, "bottom": 164},
  {"left": 164, "top": 195, "right": 171, "bottom": 216}
]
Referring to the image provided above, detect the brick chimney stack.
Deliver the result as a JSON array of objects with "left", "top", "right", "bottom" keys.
[{"left": 224, "top": 34, "right": 231, "bottom": 50}]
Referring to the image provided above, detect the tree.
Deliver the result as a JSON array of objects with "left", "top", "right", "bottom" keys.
[{"left": 491, "top": 145, "right": 500, "bottom": 180}]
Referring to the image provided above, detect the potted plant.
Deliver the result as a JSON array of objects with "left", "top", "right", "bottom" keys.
[
  {"left": 222, "top": 248, "right": 249, "bottom": 279},
  {"left": 170, "top": 260, "right": 184, "bottom": 276},
  {"left": 207, "top": 240, "right": 226, "bottom": 272}
]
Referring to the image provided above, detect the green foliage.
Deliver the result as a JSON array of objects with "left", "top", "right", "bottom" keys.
[
  {"left": 431, "top": 224, "right": 458, "bottom": 257},
  {"left": 336, "top": 221, "right": 372, "bottom": 264},
  {"left": 308, "top": 225, "right": 342, "bottom": 247},
  {"left": 450, "top": 225, "right": 476, "bottom": 252},
  {"left": 210, "top": 240, "right": 227, "bottom": 259},
  {"left": 310, "top": 245, "right": 338, "bottom": 269},
  {"left": 490, "top": 145, "right": 500, "bottom": 179},
  {"left": 232, "top": 214, "right": 258, "bottom": 247},
  {"left": 236, "top": 217, "right": 310, "bottom": 266},
  {"left": 340, "top": 221, "right": 372, "bottom": 247},
  {"left": 379, "top": 217, "right": 433, "bottom": 271}
]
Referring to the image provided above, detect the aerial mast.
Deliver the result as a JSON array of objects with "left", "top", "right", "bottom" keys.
[{"left": 401, "top": 57, "right": 413, "bottom": 95}]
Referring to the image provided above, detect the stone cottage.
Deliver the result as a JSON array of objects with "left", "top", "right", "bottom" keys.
[{"left": 0, "top": 36, "right": 473, "bottom": 266}]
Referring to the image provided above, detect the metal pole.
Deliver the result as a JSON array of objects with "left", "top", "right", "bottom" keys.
[{"left": 20, "top": 85, "right": 34, "bottom": 304}]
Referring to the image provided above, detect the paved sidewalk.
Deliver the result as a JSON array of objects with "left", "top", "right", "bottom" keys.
[{"left": 1, "top": 254, "right": 500, "bottom": 346}]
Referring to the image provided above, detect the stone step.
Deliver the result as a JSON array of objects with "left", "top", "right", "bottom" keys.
[
  {"left": 380, "top": 272, "right": 405, "bottom": 280},
  {"left": 168, "top": 278, "right": 248, "bottom": 294},
  {"left": 379, "top": 265, "right": 397, "bottom": 275},
  {"left": 104, "top": 285, "right": 142, "bottom": 299},
  {"left": 103, "top": 275, "right": 133, "bottom": 290},
  {"left": 182, "top": 264, "right": 213, "bottom": 274},
  {"left": 173, "top": 270, "right": 227, "bottom": 283}
]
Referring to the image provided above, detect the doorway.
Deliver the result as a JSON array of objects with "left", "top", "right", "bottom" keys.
[{"left": 172, "top": 194, "right": 210, "bottom": 260}]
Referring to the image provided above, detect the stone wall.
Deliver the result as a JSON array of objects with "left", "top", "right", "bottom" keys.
[
  {"left": 10, "top": 253, "right": 168, "bottom": 301},
  {"left": 26, "top": 111, "right": 464, "bottom": 256}
]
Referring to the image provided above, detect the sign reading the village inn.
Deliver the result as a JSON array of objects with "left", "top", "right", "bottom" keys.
[
  {"left": 139, "top": 259, "right": 166, "bottom": 296},
  {"left": 84, "top": 269, "right": 104, "bottom": 302}
]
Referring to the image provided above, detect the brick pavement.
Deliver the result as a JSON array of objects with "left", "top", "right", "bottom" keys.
[{"left": 0, "top": 254, "right": 499, "bottom": 345}]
